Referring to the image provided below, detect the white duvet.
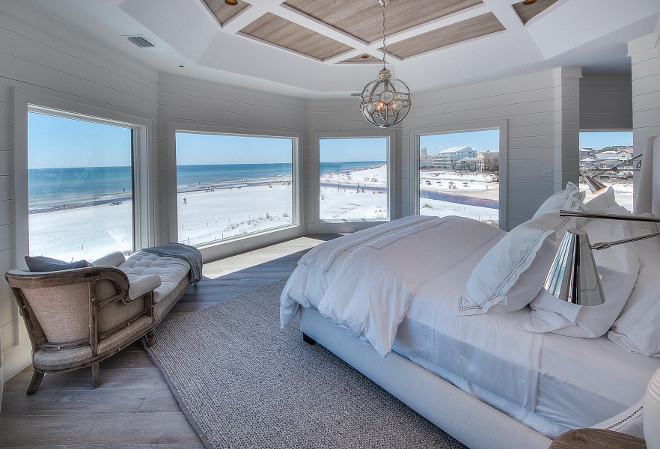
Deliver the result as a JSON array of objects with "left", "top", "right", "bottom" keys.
[{"left": 281, "top": 215, "right": 504, "bottom": 357}]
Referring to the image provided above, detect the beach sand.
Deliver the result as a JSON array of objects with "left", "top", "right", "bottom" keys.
[{"left": 29, "top": 165, "right": 504, "bottom": 261}]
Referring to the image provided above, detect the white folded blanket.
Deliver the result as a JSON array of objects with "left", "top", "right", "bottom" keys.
[{"left": 314, "top": 216, "right": 504, "bottom": 357}]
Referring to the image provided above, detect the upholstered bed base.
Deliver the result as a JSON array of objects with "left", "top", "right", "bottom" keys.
[{"left": 300, "top": 306, "right": 552, "bottom": 449}]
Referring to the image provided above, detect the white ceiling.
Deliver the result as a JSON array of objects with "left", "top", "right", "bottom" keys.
[{"left": 15, "top": 0, "right": 660, "bottom": 99}]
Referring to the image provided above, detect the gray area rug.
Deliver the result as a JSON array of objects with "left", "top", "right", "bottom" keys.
[{"left": 145, "top": 279, "right": 465, "bottom": 449}]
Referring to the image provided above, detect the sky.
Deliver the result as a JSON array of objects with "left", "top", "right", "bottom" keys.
[
  {"left": 176, "top": 132, "right": 293, "bottom": 165},
  {"left": 320, "top": 137, "right": 387, "bottom": 162},
  {"left": 579, "top": 131, "right": 632, "bottom": 150},
  {"left": 28, "top": 111, "right": 635, "bottom": 168},
  {"left": 420, "top": 129, "right": 500, "bottom": 155},
  {"left": 28, "top": 112, "right": 132, "bottom": 169}
]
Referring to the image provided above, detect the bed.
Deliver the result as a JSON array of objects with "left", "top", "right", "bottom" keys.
[{"left": 280, "top": 137, "right": 660, "bottom": 449}]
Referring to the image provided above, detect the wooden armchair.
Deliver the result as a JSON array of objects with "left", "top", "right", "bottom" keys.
[{"left": 5, "top": 266, "right": 160, "bottom": 394}]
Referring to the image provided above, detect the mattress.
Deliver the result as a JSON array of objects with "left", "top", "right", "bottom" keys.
[
  {"left": 392, "top": 254, "right": 660, "bottom": 433},
  {"left": 281, "top": 217, "right": 660, "bottom": 436}
]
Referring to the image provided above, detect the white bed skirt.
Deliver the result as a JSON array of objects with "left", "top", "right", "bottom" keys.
[{"left": 300, "top": 306, "right": 552, "bottom": 449}]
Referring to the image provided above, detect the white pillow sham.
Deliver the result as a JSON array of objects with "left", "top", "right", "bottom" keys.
[
  {"left": 608, "top": 217, "right": 660, "bottom": 356},
  {"left": 456, "top": 196, "right": 582, "bottom": 316},
  {"left": 515, "top": 206, "right": 640, "bottom": 338},
  {"left": 532, "top": 181, "right": 580, "bottom": 218}
]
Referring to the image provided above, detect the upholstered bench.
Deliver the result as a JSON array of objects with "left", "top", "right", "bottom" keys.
[{"left": 5, "top": 245, "right": 200, "bottom": 394}]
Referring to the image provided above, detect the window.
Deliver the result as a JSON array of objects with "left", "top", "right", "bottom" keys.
[
  {"left": 579, "top": 131, "right": 634, "bottom": 211},
  {"left": 419, "top": 129, "right": 500, "bottom": 226},
  {"left": 175, "top": 132, "right": 295, "bottom": 246},
  {"left": 27, "top": 110, "right": 135, "bottom": 261},
  {"left": 319, "top": 137, "right": 388, "bottom": 221}
]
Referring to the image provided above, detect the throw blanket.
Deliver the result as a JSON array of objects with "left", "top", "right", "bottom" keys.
[
  {"left": 283, "top": 216, "right": 504, "bottom": 357},
  {"left": 143, "top": 243, "right": 203, "bottom": 283}
]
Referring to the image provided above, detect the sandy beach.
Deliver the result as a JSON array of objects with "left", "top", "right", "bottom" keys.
[{"left": 29, "top": 164, "right": 504, "bottom": 260}]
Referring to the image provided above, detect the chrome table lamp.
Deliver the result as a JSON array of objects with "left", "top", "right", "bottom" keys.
[{"left": 543, "top": 210, "right": 660, "bottom": 306}]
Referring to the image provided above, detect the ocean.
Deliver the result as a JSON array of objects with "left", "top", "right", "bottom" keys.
[{"left": 28, "top": 161, "right": 385, "bottom": 212}]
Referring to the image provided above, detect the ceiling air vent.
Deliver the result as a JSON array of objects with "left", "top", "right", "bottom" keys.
[{"left": 126, "top": 35, "right": 155, "bottom": 48}]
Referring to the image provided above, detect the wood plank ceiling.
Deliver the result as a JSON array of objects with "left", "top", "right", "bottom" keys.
[
  {"left": 202, "top": 0, "right": 558, "bottom": 63},
  {"left": 512, "top": 0, "right": 561, "bottom": 25},
  {"left": 202, "top": 0, "right": 249, "bottom": 26}
]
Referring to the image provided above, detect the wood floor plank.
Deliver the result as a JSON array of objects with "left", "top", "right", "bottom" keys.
[
  {"left": 0, "top": 236, "right": 335, "bottom": 448},
  {"left": 0, "top": 413, "right": 202, "bottom": 446}
]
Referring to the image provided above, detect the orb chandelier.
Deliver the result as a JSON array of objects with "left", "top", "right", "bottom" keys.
[{"left": 359, "top": 0, "right": 411, "bottom": 128}]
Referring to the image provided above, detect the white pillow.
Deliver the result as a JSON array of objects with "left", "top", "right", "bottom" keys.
[
  {"left": 532, "top": 181, "right": 580, "bottom": 218},
  {"left": 584, "top": 186, "right": 617, "bottom": 210},
  {"left": 515, "top": 209, "right": 640, "bottom": 338},
  {"left": 608, "top": 216, "right": 660, "bottom": 356},
  {"left": 456, "top": 197, "right": 582, "bottom": 316}
]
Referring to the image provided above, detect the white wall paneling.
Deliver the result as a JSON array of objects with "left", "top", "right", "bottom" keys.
[
  {"left": 629, "top": 24, "right": 660, "bottom": 206},
  {"left": 158, "top": 73, "right": 307, "bottom": 260},
  {"left": 580, "top": 74, "right": 633, "bottom": 131},
  {"left": 0, "top": 4, "right": 159, "bottom": 400},
  {"left": 404, "top": 69, "right": 565, "bottom": 229}
]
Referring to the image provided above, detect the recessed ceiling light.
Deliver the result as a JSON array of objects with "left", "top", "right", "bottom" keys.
[
  {"left": 179, "top": 65, "right": 184, "bottom": 68},
  {"left": 225, "top": 0, "right": 238, "bottom": 5}
]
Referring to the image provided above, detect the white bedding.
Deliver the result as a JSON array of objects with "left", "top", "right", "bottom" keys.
[{"left": 280, "top": 216, "right": 660, "bottom": 436}]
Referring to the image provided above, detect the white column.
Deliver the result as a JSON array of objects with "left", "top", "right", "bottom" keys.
[{"left": 553, "top": 66, "right": 582, "bottom": 192}]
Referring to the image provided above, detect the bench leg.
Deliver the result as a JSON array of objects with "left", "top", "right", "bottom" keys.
[
  {"left": 26, "top": 371, "right": 45, "bottom": 395},
  {"left": 146, "top": 329, "right": 156, "bottom": 347},
  {"left": 302, "top": 333, "right": 316, "bottom": 345},
  {"left": 92, "top": 362, "right": 100, "bottom": 387}
]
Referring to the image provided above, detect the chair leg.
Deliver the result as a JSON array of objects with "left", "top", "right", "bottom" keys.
[
  {"left": 26, "top": 371, "right": 45, "bottom": 395},
  {"left": 146, "top": 329, "right": 156, "bottom": 347},
  {"left": 92, "top": 362, "right": 100, "bottom": 387}
]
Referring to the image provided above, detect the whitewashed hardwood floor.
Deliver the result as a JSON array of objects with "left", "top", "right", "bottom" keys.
[{"left": 0, "top": 235, "right": 336, "bottom": 448}]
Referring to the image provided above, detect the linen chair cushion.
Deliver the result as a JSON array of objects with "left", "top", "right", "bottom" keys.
[
  {"left": 22, "top": 283, "right": 91, "bottom": 344},
  {"left": 120, "top": 251, "right": 190, "bottom": 304}
]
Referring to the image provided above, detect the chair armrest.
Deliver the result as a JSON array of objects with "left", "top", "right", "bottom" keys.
[
  {"left": 128, "top": 274, "right": 161, "bottom": 300},
  {"left": 92, "top": 251, "right": 126, "bottom": 267}
]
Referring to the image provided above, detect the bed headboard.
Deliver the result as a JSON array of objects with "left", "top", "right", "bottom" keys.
[{"left": 632, "top": 135, "right": 659, "bottom": 216}]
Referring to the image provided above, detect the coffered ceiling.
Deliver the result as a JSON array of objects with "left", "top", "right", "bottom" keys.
[{"left": 11, "top": 0, "right": 660, "bottom": 98}]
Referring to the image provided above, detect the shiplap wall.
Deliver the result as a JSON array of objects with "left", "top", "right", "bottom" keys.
[
  {"left": 0, "top": 4, "right": 159, "bottom": 394},
  {"left": 1, "top": 1, "right": 654, "bottom": 394},
  {"left": 156, "top": 73, "right": 308, "bottom": 261},
  {"left": 580, "top": 74, "right": 633, "bottom": 131},
  {"left": 403, "top": 68, "right": 581, "bottom": 229},
  {"left": 629, "top": 31, "right": 660, "bottom": 159},
  {"left": 304, "top": 99, "right": 401, "bottom": 233}
]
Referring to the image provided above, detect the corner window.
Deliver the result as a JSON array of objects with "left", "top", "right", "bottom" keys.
[
  {"left": 175, "top": 132, "right": 295, "bottom": 246},
  {"left": 319, "top": 137, "right": 388, "bottom": 221},
  {"left": 579, "top": 132, "right": 634, "bottom": 211},
  {"left": 419, "top": 129, "right": 500, "bottom": 226},
  {"left": 27, "top": 110, "right": 135, "bottom": 260}
]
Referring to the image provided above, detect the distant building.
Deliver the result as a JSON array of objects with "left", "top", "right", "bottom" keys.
[
  {"left": 580, "top": 147, "right": 594, "bottom": 158},
  {"left": 420, "top": 153, "right": 433, "bottom": 168},
  {"left": 455, "top": 156, "right": 481, "bottom": 171},
  {"left": 431, "top": 146, "right": 477, "bottom": 169},
  {"left": 477, "top": 151, "right": 499, "bottom": 171}
]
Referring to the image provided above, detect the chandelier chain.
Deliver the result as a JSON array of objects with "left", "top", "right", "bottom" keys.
[{"left": 381, "top": 1, "right": 386, "bottom": 68}]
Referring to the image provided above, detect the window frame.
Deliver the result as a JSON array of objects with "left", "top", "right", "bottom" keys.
[
  {"left": 409, "top": 121, "right": 508, "bottom": 230},
  {"left": 168, "top": 122, "right": 302, "bottom": 259},
  {"left": 313, "top": 130, "right": 396, "bottom": 231},
  {"left": 13, "top": 88, "right": 153, "bottom": 268}
]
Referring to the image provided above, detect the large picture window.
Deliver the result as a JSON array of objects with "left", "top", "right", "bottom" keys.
[
  {"left": 579, "top": 131, "right": 634, "bottom": 211},
  {"left": 175, "top": 132, "right": 294, "bottom": 246},
  {"left": 27, "top": 110, "right": 134, "bottom": 261},
  {"left": 319, "top": 137, "right": 388, "bottom": 221},
  {"left": 419, "top": 129, "right": 500, "bottom": 226}
]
